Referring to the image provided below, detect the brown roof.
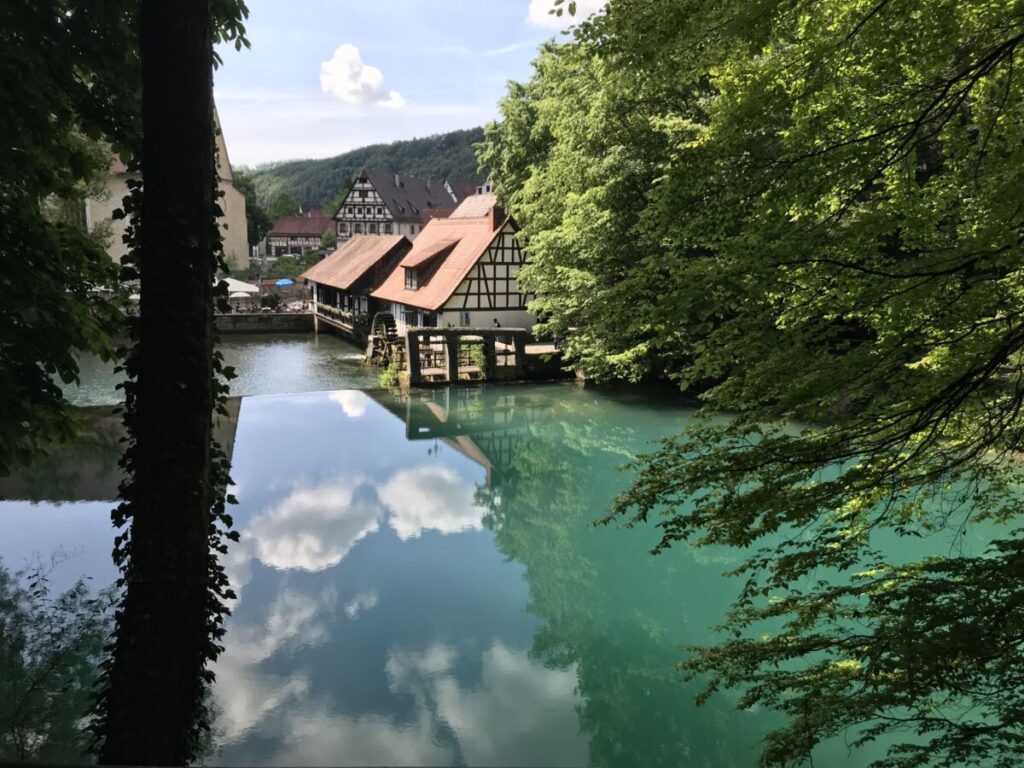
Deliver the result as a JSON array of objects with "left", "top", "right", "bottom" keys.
[
  {"left": 301, "top": 235, "right": 411, "bottom": 291},
  {"left": 402, "top": 237, "right": 460, "bottom": 268},
  {"left": 450, "top": 193, "right": 498, "bottom": 219},
  {"left": 270, "top": 213, "right": 335, "bottom": 237},
  {"left": 372, "top": 197, "right": 508, "bottom": 311}
]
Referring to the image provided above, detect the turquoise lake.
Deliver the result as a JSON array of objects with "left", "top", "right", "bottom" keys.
[{"left": 0, "top": 335, "right": 913, "bottom": 766}]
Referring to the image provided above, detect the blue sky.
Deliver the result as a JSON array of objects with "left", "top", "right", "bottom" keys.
[{"left": 214, "top": 0, "right": 603, "bottom": 167}]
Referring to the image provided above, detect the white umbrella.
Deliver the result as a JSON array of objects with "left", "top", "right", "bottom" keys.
[
  {"left": 219, "top": 277, "right": 260, "bottom": 294},
  {"left": 229, "top": 291, "right": 251, "bottom": 299}
]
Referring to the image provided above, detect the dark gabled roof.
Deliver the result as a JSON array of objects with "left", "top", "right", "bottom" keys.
[
  {"left": 269, "top": 212, "right": 334, "bottom": 237},
  {"left": 301, "top": 235, "right": 411, "bottom": 291},
  {"left": 357, "top": 169, "right": 455, "bottom": 223},
  {"left": 445, "top": 178, "right": 481, "bottom": 202}
]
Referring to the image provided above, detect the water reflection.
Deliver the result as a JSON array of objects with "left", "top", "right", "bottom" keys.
[
  {"left": 0, "top": 557, "right": 111, "bottom": 763},
  {"left": 0, "top": 384, "right": 879, "bottom": 766}
]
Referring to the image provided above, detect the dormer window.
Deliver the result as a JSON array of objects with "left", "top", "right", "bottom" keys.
[{"left": 404, "top": 267, "right": 418, "bottom": 290}]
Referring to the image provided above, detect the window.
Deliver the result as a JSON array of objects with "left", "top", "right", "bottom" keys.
[
  {"left": 404, "top": 268, "right": 418, "bottom": 290},
  {"left": 356, "top": 206, "right": 363, "bottom": 215},
  {"left": 376, "top": 206, "right": 383, "bottom": 215},
  {"left": 402, "top": 309, "right": 418, "bottom": 327},
  {"left": 338, "top": 222, "right": 347, "bottom": 233},
  {"left": 359, "top": 190, "right": 367, "bottom": 198},
  {"left": 421, "top": 312, "right": 437, "bottom": 328},
  {"left": 384, "top": 223, "right": 392, "bottom": 234},
  {"left": 346, "top": 206, "right": 352, "bottom": 215},
  {"left": 459, "top": 311, "right": 471, "bottom": 327},
  {"left": 369, "top": 223, "right": 377, "bottom": 234},
  {"left": 355, "top": 223, "right": 363, "bottom": 234}
]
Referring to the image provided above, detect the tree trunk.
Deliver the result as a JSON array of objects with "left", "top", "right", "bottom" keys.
[{"left": 97, "top": 0, "right": 218, "bottom": 763}]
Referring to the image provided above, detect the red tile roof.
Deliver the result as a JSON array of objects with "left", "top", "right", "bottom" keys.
[
  {"left": 449, "top": 193, "right": 498, "bottom": 219},
  {"left": 301, "top": 235, "right": 411, "bottom": 291},
  {"left": 371, "top": 195, "right": 508, "bottom": 312},
  {"left": 402, "top": 237, "right": 460, "bottom": 268},
  {"left": 270, "top": 213, "right": 335, "bottom": 237}
]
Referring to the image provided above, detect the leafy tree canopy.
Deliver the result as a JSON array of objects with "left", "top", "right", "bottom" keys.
[
  {"left": 233, "top": 169, "right": 273, "bottom": 245},
  {"left": 0, "top": 1, "right": 142, "bottom": 475},
  {"left": 482, "top": 1, "right": 1024, "bottom": 766},
  {"left": 267, "top": 191, "right": 300, "bottom": 222}
]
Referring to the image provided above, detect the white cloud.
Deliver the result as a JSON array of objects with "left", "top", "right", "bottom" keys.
[
  {"left": 386, "top": 641, "right": 587, "bottom": 767},
  {"left": 329, "top": 390, "right": 369, "bottom": 419},
  {"left": 379, "top": 465, "right": 486, "bottom": 541},
  {"left": 527, "top": 0, "right": 606, "bottom": 29},
  {"left": 345, "top": 590, "right": 379, "bottom": 620},
  {"left": 319, "top": 44, "right": 405, "bottom": 108},
  {"left": 230, "top": 588, "right": 334, "bottom": 665},
  {"left": 248, "top": 480, "right": 383, "bottom": 571}
]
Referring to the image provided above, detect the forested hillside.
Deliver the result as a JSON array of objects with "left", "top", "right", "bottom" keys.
[{"left": 245, "top": 126, "right": 484, "bottom": 211}]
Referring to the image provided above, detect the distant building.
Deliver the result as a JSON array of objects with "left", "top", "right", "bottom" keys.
[
  {"left": 302, "top": 234, "right": 411, "bottom": 321},
  {"left": 371, "top": 193, "right": 534, "bottom": 335},
  {"left": 85, "top": 109, "right": 250, "bottom": 271},
  {"left": 266, "top": 208, "right": 335, "bottom": 258},
  {"left": 333, "top": 169, "right": 479, "bottom": 242}
]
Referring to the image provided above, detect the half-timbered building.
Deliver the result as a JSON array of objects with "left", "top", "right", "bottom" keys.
[
  {"left": 266, "top": 209, "right": 335, "bottom": 258},
  {"left": 370, "top": 193, "right": 534, "bottom": 335},
  {"left": 334, "top": 169, "right": 478, "bottom": 242}
]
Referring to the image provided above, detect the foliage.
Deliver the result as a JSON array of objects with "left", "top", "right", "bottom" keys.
[
  {"left": 233, "top": 169, "right": 273, "bottom": 244},
  {"left": 460, "top": 339, "right": 486, "bottom": 370},
  {"left": 267, "top": 191, "right": 300, "bottom": 222},
  {"left": 264, "top": 252, "right": 319, "bottom": 280},
  {"left": 378, "top": 352, "right": 402, "bottom": 388},
  {"left": 0, "top": 559, "right": 113, "bottom": 763},
  {"left": 483, "top": 1, "right": 1024, "bottom": 766},
  {"left": 320, "top": 228, "right": 337, "bottom": 251},
  {"left": 248, "top": 127, "right": 485, "bottom": 209},
  {"left": 261, "top": 292, "right": 281, "bottom": 310},
  {"left": 0, "top": 1, "right": 135, "bottom": 475}
]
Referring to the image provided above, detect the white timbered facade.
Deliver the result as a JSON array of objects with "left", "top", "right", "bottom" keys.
[
  {"left": 370, "top": 195, "right": 535, "bottom": 336},
  {"left": 335, "top": 170, "right": 459, "bottom": 243},
  {"left": 438, "top": 222, "right": 532, "bottom": 329}
]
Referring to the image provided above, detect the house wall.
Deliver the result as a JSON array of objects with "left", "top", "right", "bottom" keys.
[
  {"left": 442, "top": 222, "right": 533, "bottom": 318},
  {"left": 383, "top": 223, "right": 535, "bottom": 336},
  {"left": 85, "top": 173, "right": 132, "bottom": 263},
  {"left": 220, "top": 180, "right": 249, "bottom": 271},
  {"left": 267, "top": 234, "right": 322, "bottom": 258},
  {"left": 86, "top": 122, "right": 250, "bottom": 272}
]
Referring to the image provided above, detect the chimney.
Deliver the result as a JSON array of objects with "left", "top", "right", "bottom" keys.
[
  {"left": 394, "top": 173, "right": 401, "bottom": 188},
  {"left": 490, "top": 204, "right": 506, "bottom": 231},
  {"left": 426, "top": 179, "right": 431, "bottom": 190}
]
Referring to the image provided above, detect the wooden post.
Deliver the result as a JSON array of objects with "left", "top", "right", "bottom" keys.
[
  {"left": 513, "top": 332, "right": 527, "bottom": 376},
  {"left": 483, "top": 333, "right": 497, "bottom": 380},
  {"left": 406, "top": 331, "right": 422, "bottom": 386},
  {"left": 446, "top": 333, "right": 460, "bottom": 382}
]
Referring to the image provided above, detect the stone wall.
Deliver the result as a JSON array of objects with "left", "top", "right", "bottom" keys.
[{"left": 215, "top": 313, "right": 314, "bottom": 333}]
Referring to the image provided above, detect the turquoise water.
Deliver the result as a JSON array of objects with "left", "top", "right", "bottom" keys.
[
  {"left": 24, "top": 330, "right": 997, "bottom": 765},
  {"left": 0, "top": 382, "right": 903, "bottom": 766}
]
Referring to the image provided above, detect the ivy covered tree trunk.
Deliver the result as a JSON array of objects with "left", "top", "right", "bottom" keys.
[{"left": 96, "top": 0, "right": 221, "bottom": 763}]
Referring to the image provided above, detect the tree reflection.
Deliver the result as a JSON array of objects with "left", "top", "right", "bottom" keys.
[
  {"left": 474, "top": 392, "right": 774, "bottom": 768},
  {"left": 0, "top": 558, "right": 112, "bottom": 763}
]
